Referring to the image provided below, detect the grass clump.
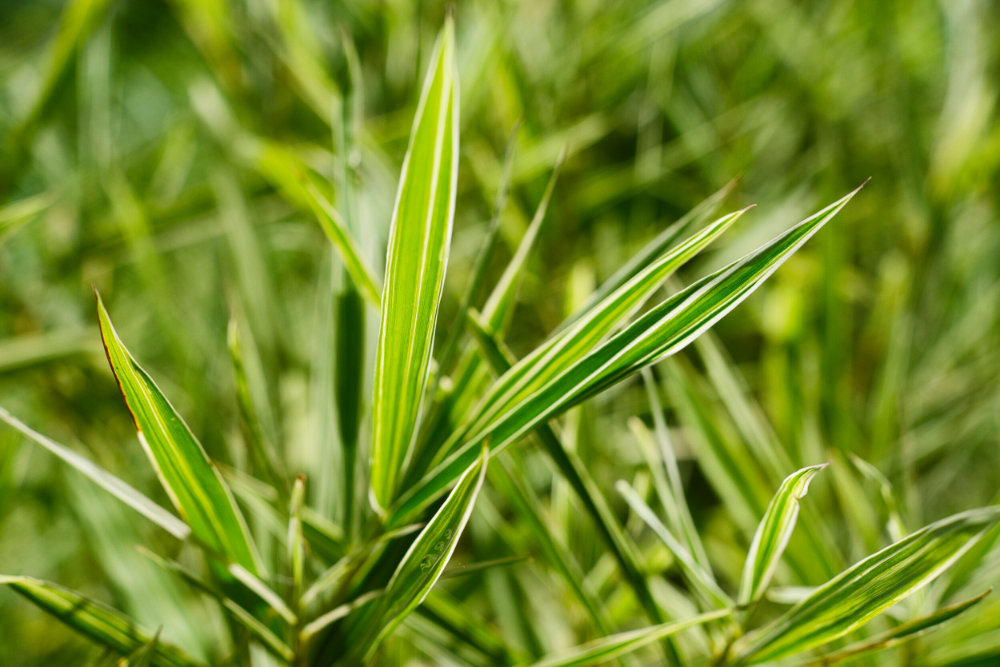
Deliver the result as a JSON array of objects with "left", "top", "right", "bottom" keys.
[{"left": 1, "top": 2, "right": 999, "bottom": 665}]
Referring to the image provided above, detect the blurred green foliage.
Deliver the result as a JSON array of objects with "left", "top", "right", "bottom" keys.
[{"left": 1, "top": 0, "right": 998, "bottom": 663}]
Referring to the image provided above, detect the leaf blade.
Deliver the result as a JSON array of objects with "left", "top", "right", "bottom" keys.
[
  {"left": 369, "top": 18, "right": 459, "bottom": 509},
  {"left": 96, "top": 294, "right": 262, "bottom": 575},
  {"left": 733, "top": 506, "right": 1000, "bottom": 664},
  {"left": 0, "top": 576, "right": 200, "bottom": 666},
  {"left": 391, "top": 185, "right": 864, "bottom": 525},
  {"left": 526, "top": 609, "right": 730, "bottom": 667}
]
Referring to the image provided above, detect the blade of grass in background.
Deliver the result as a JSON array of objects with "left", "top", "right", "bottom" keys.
[
  {"left": 617, "top": 480, "right": 731, "bottom": 610},
  {"left": 732, "top": 506, "right": 1000, "bottom": 664},
  {"left": 0, "top": 407, "right": 190, "bottom": 540},
  {"left": 369, "top": 19, "right": 459, "bottom": 510},
  {"left": 97, "top": 294, "right": 263, "bottom": 575}
]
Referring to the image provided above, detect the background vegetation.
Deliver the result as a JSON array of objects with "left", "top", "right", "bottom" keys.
[{"left": 1, "top": 0, "right": 998, "bottom": 664}]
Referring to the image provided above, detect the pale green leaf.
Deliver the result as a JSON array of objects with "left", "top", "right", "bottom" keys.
[
  {"left": 96, "top": 294, "right": 263, "bottom": 575},
  {"left": 0, "top": 407, "right": 190, "bottom": 540},
  {"left": 391, "top": 185, "right": 864, "bottom": 525},
  {"left": 137, "top": 548, "right": 293, "bottom": 662},
  {"left": 813, "top": 589, "right": 991, "bottom": 665},
  {"left": 738, "top": 463, "right": 827, "bottom": 607},
  {"left": 733, "top": 506, "right": 1000, "bottom": 664},
  {"left": 618, "top": 480, "right": 732, "bottom": 609},
  {"left": 369, "top": 18, "right": 459, "bottom": 509}
]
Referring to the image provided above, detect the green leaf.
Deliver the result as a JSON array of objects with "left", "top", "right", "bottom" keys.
[
  {"left": 96, "top": 294, "right": 263, "bottom": 575},
  {"left": 813, "top": 589, "right": 991, "bottom": 665},
  {"left": 0, "top": 407, "right": 190, "bottom": 540},
  {"left": 732, "top": 506, "right": 1000, "bottom": 664},
  {"left": 451, "top": 205, "right": 750, "bottom": 461},
  {"left": 525, "top": 609, "right": 730, "bottom": 667},
  {"left": 355, "top": 444, "right": 487, "bottom": 660},
  {"left": 0, "top": 576, "right": 200, "bottom": 666},
  {"left": 738, "top": 463, "right": 827, "bottom": 607},
  {"left": 369, "top": 18, "right": 459, "bottom": 510},
  {"left": 391, "top": 185, "right": 864, "bottom": 525}
]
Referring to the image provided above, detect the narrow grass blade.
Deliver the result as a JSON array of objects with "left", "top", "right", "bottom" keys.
[
  {"left": 813, "top": 589, "right": 991, "bottom": 665},
  {"left": 227, "top": 320, "right": 285, "bottom": 491},
  {"left": 227, "top": 564, "right": 297, "bottom": 625},
  {"left": 0, "top": 407, "right": 190, "bottom": 540},
  {"left": 738, "top": 463, "right": 827, "bottom": 607},
  {"left": 392, "top": 185, "right": 863, "bottom": 524},
  {"left": 732, "top": 506, "right": 1000, "bottom": 664},
  {"left": 359, "top": 444, "right": 487, "bottom": 659},
  {"left": 409, "top": 152, "right": 560, "bottom": 484},
  {"left": 418, "top": 591, "right": 518, "bottom": 664},
  {"left": 489, "top": 458, "right": 614, "bottom": 635},
  {"left": 369, "top": 19, "right": 459, "bottom": 510},
  {"left": 96, "top": 294, "right": 263, "bottom": 575},
  {"left": 0, "top": 576, "right": 200, "bottom": 666},
  {"left": 618, "top": 480, "right": 732, "bottom": 609},
  {"left": 564, "top": 180, "right": 736, "bottom": 324},
  {"left": 526, "top": 608, "right": 730, "bottom": 667},
  {"left": 299, "top": 590, "right": 382, "bottom": 640},
  {"left": 640, "top": 368, "right": 710, "bottom": 571}
]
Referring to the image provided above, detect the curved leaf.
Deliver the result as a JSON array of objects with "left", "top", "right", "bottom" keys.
[
  {"left": 733, "top": 506, "right": 1000, "bottom": 664},
  {"left": 738, "top": 463, "right": 827, "bottom": 606}
]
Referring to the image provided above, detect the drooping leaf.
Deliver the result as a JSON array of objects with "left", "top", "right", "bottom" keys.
[
  {"left": 732, "top": 506, "right": 1000, "bottom": 664},
  {"left": 813, "top": 589, "right": 991, "bottom": 665},
  {"left": 369, "top": 18, "right": 459, "bottom": 510},
  {"left": 0, "top": 576, "right": 200, "bottom": 666},
  {"left": 391, "top": 185, "right": 864, "bottom": 525},
  {"left": 96, "top": 294, "right": 263, "bottom": 575},
  {"left": 526, "top": 609, "right": 730, "bottom": 667},
  {"left": 738, "top": 463, "right": 827, "bottom": 607},
  {"left": 0, "top": 407, "right": 190, "bottom": 540}
]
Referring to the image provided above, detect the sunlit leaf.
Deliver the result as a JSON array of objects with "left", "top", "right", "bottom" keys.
[
  {"left": 369, "top": 18, "right": 459, "bottom": 510},
  {"left": 732, "top": 506, "right": 1000, "bottom": 664},
  {"left": 738, "top": 463, "right": 827, "bottom": 607},
  {"left": 96, "top": 294, "right": 262, "bottom": 574}
]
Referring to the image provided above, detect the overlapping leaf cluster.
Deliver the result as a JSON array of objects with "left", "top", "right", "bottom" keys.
[{"left": 2, "top": 3, "right": 999, "bottom": 666}]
